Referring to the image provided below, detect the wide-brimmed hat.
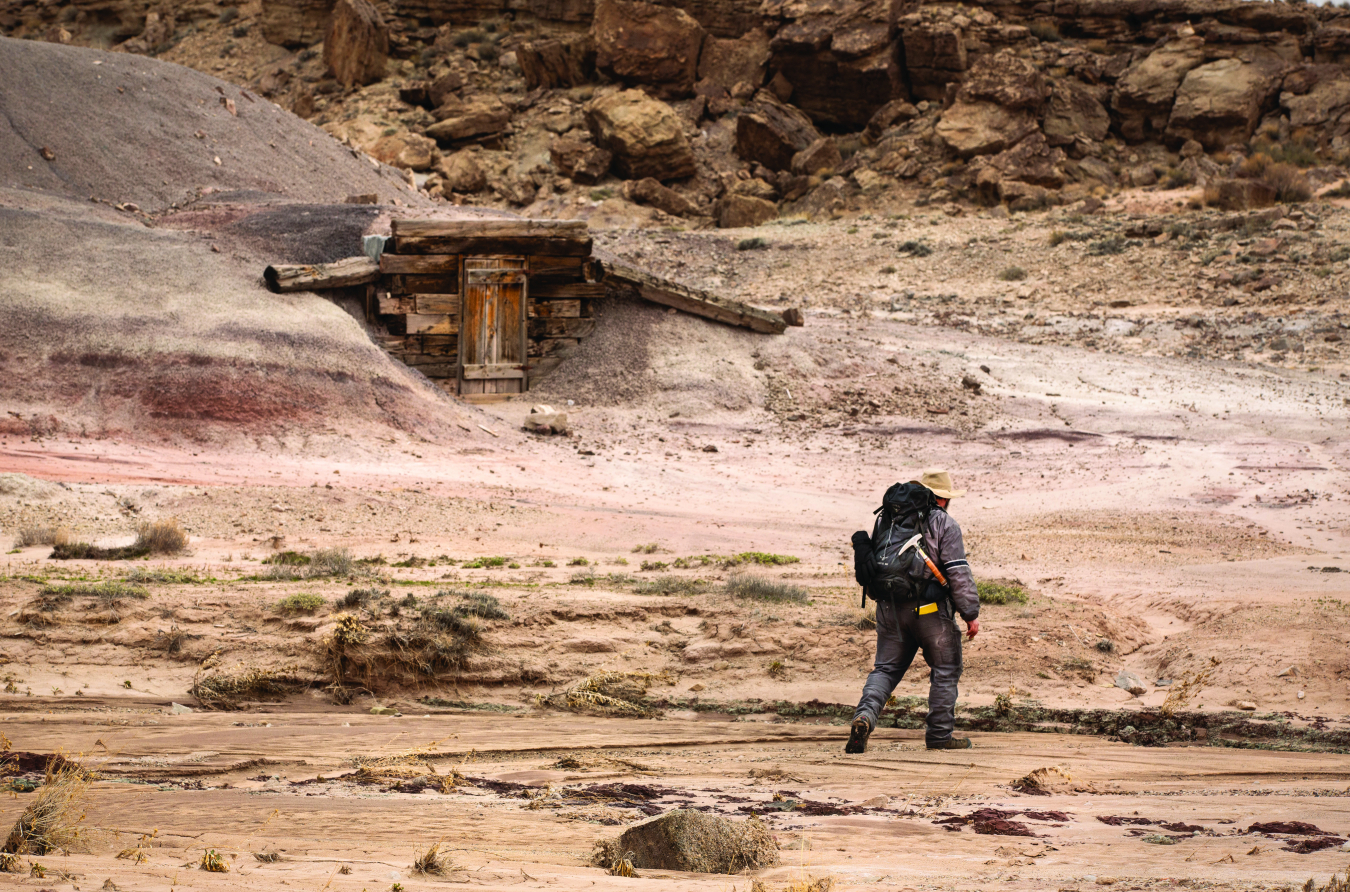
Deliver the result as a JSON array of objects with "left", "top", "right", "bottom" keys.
[{"left": 912, "top": 469, "right": 965, "bottom": 499}]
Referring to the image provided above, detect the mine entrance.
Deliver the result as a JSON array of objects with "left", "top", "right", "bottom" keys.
[{"left": 460, "top": 256, "right": 527, "bottom": 395}]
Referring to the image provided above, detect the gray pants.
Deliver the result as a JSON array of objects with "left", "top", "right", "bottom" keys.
[{"left": 852, "top": 597, "right": 964, "bottom": 745}]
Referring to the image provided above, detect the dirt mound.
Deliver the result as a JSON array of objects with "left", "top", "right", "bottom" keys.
[
  {"left": 0, "top": 190, "right": 467, "bottom": 443},
  {"left": 596, "top": 809, "right": 779, "bottom": 874},
  {"left": 0, "top": 36, "right": 426, "bottom": 214}
]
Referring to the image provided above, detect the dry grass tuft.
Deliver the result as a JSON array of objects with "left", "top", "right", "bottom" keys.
[
  {"left": 116, "top": 829, "right": 157, "bottom": 864},
  {"left": 725, "top": 573, "right": 808, "bottom": 603},
  {"left": 199, "top": 848, "right": 228, "bottom": 872},
  {"left": 1304, "top": 869, "right": 1350, "bottom": 892},
  {"left": 191, "top": 664, "right": 296, "bottom": 710},
  {"left": 608, "top": 851, "right": 637, "bottom": 877},
  {"left": 253, "top": 851, "right": 280, "bottom": 862},
  {"left": 2, "top": 760, "right": 94, "bottom": 855},
  {"left": 854, "top": 603, "right": 876, "bottom": 630},
  {"left": 0, "top": 852, "right": 19, "bottom": 872},
  {"left": 1011, "top": 765, "right": 1074, "bottom": 795},
  {"left": 13, "top": 525, "right": 69, "bottom": 549},
  {"left": 412, "top": 841, "right": 452, "bottom": 876},
  {"left": 323, "top": 606, "right": 485, "bottom": 701},
  {"left": 549, "top": 671, "right": 673, "bottom": 717},
  {"left": 1161, "top": 657, "right": 1221, "bottom": 718},
  {"left": 135, "top": 519, "right": 187, "bottom": 555}
]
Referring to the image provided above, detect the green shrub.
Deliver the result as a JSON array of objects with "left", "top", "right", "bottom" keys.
[
  {"left": 127, "top": 567, "right": 204, "bottom": 584},
  {"left": 444, "top": 591, "right": 510, "bottom": 620},
  {"left": 725, "top": 573, "right": 808, "bottom": 603},
  {"left": 462, "top": 556, "right": 507, "bottom": 568},
  {"left": 307, "top": 547, "right": 353, "bottom": 577},
  {"left": 339, "top": 587, "right": 387, "bottom": 608},
  {"left": 896, "top": 240, "right": 933, "bottom": 257},
  {"left": 977, "top": 580, "right": 1028, "bottom": 605},
  {"left": 41, "top": 581, "right": 148, "bottom": 603},
  {"left": 734, "top": 552, "right": 800, "bottom": 566},
  {"left": 568, "top": 557, "right": 590, "bottom": 566},
  {"left": 275, "top": 593, "right": 325, "bottom": 614},
  {"left": 631, "top": 543, "right": 661, "bottom": 554},
  {"left": 1087, "top": 235, "right": 1129, "bottom": 256},
  {"left": 264, "top": 551, "right": 311, "bottom": 567}
]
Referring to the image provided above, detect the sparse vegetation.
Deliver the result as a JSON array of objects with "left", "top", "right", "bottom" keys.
[
  {"left": 631, "top": 543, "right": 661, "bottom": 554},
  {"left": 977, "top": 580, "right": 1028, "bottom": 605},
  {"left": 13, "top": 525, "right": 68, "bottom": 549},
  {"left": 896, "top": 240, "right": 933, "bottom": 257},
  {"left": 767, "top": 660, "right": 786, "bottom": 679},
  {"left": 339, "top": 587, "right": 387, "bottom": 609},
  {"left": 265, "top": 551, "right": 311, "bottom": 566},
  {"left": 49, "top": 518, "right": 188, "bottom": 560},
  {"left": 126, "top": 567, "right": 204, "bottom": 584},
  {"left": 40, "top": 580, "right": 148, "bottom": 603},
  {"left": 446, "top": 591, "right": 510, "bottom": 620},
  {"left": 549, "top": 670, "right": 672, "bottom": 717},
  {"left": 568, "top": 557, "right": 590, "bottom": 566},
  {"left": 274, "top": 593, "right": 325, "bottom": 614},
  {"left": 736, "top": 237, "right": 769, "bottom": 251},
  {"left": 462, "top": 556, "right": 507, "bottom": 568},
  {"left": 633, "top": 576, "right": 709, "bottom": 596},
  {"left": 1, "top": 759, "right": 93, "bottom": 855},
  {"left": 192, "top": 665, "right": 296, "bottom": 710},
  {"left": 199, "top": 849, "right": 228, "bottom": 872},
  {"left": 412, "top": 841, "right": 452, "bottom": 876},
  {"left": 725, "top": 573, "right": 808, "bottom": 603},
  {"left": 1086, "top": 235, "right": 1129, "bottom": 256},
  {"left": 608, "top": 852, "right": 637, "bottom": 877}
]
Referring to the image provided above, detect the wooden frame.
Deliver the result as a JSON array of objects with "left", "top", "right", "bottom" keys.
[{"left": 458, "top": 256, "right": 528, "bottom": 395}]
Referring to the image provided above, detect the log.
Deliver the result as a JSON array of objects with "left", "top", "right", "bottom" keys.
[
  {"left": 529, "top": 317, "right": 596, "bottom": 339},
  {"left": 529, "top": 255, "right": 582, "bottom": 273},
  {"left": 393, "top": 235, "right": 592, "bottom": 256},
  {"left": 414, "top": 294, "right": 460, "bottom": 314},
  {"left": 530, "top": 282, "right": 606, "bottom": 300},
  {"left": 530, "top": 299, "right": 582, "bottom": 318},
  {"left": 380, "top": 253, "right": 460, "bottom": 274},
  {"left": 377, "top": 294, "right": 415, "bottom": 314},
  {"left": 392, "top": 274, "right": 458, "bottom": 295},
  {"left": 393, "top": 219, "right": 588, "bottom": 239},
  {"left": 604, "top": 261, "right": 788, "bottom": 334},
  {"left": 421, "top": 334, "right": 456, "bottom": 355},
  {"left": 263, "top": 256, "right": 379, "bottom": 293},
  {"left": 406, "top": 314, "right": 458, "bottom": 335}
]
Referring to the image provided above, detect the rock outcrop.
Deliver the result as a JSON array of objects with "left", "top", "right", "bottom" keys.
[
  {"left": 261, "top": 0, "right": 334, "bottom": 47},
  {"left": 1111, "top": 37, "right": 1207, "bottom": 142},
  {"left": 734, "top": 93, "right": 821, "bottom": 171},
  {"left": 585, "top": 89, "right": 696, "bottom": 180},
  {"left": 593, "top": 0, "right": 705, "bottom": 97},
  {"left": 1166, "top": 49, "right": 1287, "bottom": 149},
  {"left": 324, "top": 0, "right": 387, "bottom": 88},
  {"left": 518, "top": 35, "right": 596, "bottom": 90}
]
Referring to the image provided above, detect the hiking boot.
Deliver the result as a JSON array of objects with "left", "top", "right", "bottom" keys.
[
  {"left": 926, "top": 737, "right": 972, "bottom": 750},
  {"left": 844, "top": 717, "right": 872, "bottom": 754}
]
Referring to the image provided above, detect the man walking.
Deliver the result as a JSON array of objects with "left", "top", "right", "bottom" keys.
[{"left": 846, "top": 470, "right": 980, "bottom": 753}]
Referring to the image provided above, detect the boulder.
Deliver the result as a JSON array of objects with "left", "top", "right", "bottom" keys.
[
  {"left": 586, "top": 89, "right": 696, "bottom": 180},
  {"left": 436, "top": 150, "right": 488, "bottom": 193},
  {"left": 1111, "top": 37, "right": 1206, "bottom": 142},
  {"left": 1044, "top": 79, "right": 1110, "bottom": 146},
  {"left": 1114, "top": 670, "right": 1147, "bottom": 697},
  {"left": 935, "top": 101, "right": 1037, "bottom": 158},
  {"left": 369, "top": 132, "right": 437, "bottom": 171},
  {"left": 629, "top": 178, "right": 701, "bottom": 216},
  {"left": 731, "top": 177, "right": 778, "bottom": 201},
  {"left": 1077, "top": 156, "right": 1117, "bottom": 186},
  {"left": 426, "top": 97, "right": 511, "bottom": 144},
  {"left": 428, "top": 70, "right": 465, "bottom": 107},
  {"left": 517, "top": 35, "right": 596, "bottom": 90},
  {"left": 1283, "top": 69, "right": 1350, "bottom": 131},
  {"left": 768, "top": 22, "right": 900, "bottom": 129},
  {"left": 1166, "top": 50, "right": 1288, "bottom": 150},
  {"left": 599, "top": 810, "right": 778, "bottom": 874},
  {"left": 593, "top": 0, "right": 706, "bottom": 97},
  {"left": 715, "top": 194, "right": 777, "bottom": 228},
  {"left": 734, "top": 94, "right": 822, "bottom": 171},
  {"left": 261, "top": 0, "right": 334, "bottom": 47},
  {"left": 791, "top": 137, "right": 841, "bottom": 176},
  {"left": 696, "top": 29, "right": 770, "bottom": 96},
  {"left": 982, "top": 132, "right": 1068, "bottom": 188},
  {"left": 900, "top": 17, "right": 967, "bottom": 102},
  {"left": 865, "top": 99, "right": 919, "bottom": 140},
  {"left": 324, "top": 0, "right": 388, "bottom": 88},
  {"left": 959, "top": 50, "right": 1048, "bottom": 110},
  {"left": 550, "top": 137, "right": 612, "bottom": 184}
]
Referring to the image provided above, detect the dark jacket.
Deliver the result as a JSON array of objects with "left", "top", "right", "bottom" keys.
[{"left": 923, "top": 508, "right": 979, "bottom": 622}]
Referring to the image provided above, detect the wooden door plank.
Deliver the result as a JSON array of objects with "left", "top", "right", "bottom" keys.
[
  {"left": 463, "top": 364, "right": 527, "bottom": 380},
  {"left": 406, "top": 314, "right": 458, "bottom": 335},
  {"left": 466, "top": 270, "right": 527, "bottom": 286},
  {"left": 377, "top": 294, "right": 415, "bottom": 314},
  {"left": 529, "top": 282, "right": 605, "bottom": 300},
  {"left": 529, "top": 299, "right": 581, "bottom": 318},
  {"left": 379, "top": 254, "right": 460, "bottom": 274},
  {"left": 391, "top": 274, "right": 459, "bottom": 295}
]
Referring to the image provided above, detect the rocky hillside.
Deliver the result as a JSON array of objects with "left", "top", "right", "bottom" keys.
[{"left": 5, "top": 0, "right": 1349, "bottom": 226}]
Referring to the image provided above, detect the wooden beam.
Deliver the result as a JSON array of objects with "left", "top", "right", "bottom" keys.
[
  {"left": 414, "top": 294, "right": 460, "bottom": 314},
  {"left": 530, "top": 282, "right": 606, "bottom": 300},
  {"left": 530, "top": 299, "right": 581, "bottom": 318},
  {"left": 263, "top": 257, "right": 379, "bottom": 293},
  {"left": 392, "top": 274, "right": 458, "bottom": 295},
  {"left": 393, "top": 219, "right": 588, "bottom": 239},
  {"left": 604, "top": 261, "right": 788, "bottom": 334},
  {"left": 462, "top": 364, "right": 527, "bottom": 380},
  {"left": 377, "top": 294, "right": 415, "bottom": 315},
  {"left": 466, "top": 269, "right": 526, "bottom": 286},
  {"left": 380, "top": 254, "right": 460, "bottom": 274},
  {"left": 394, "top": 235, "right": 592, "bottom": 256},
  {"left": 529, "top": 317, "right": 596, "bottom": 339},
  {"left": 406, "top": 314, "right": 458, "bottom": 335}
]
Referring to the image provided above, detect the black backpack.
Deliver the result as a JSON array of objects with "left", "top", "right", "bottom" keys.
[{"left": 851, "top": 482, "right": 940, "bottom": 604}]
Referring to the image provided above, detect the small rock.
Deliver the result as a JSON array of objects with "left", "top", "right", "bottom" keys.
[
  {"left": 702, "top": 444, "right": 719, "bottom": 453},
  {"left": 170, "top": 702, "right": 194, "bottom": 714},
  {"left": 1143, "top": 834, "right": 1176, "bottom": 845},
  {"left": 688, "top": 683, "right": 705, "bottom": 692},
  {"left": 1297, "top": 691, "right": 1305, "bottom": 700},
  {"left": 961, "top": 374, "right": 982, "bottom": 393},
  {"left": 859, "top": 795, "right": 888, "bottom": 807},
  {"left": 1275, "top": 665, "right": 1297, "bottom": 678},
  {"left": 712, "top": 660, "right": 730, "bottom": 670},
  {"left": 40, "top": 146, "right": 55, "bottom": 161},
  {"left": 370, "top": 705, "right": 399, "bottom": 715},
  {"left": 1096, "top": 877, "right": 1118, "bottom": 886},
  {"left": 781, "top": 307, "right": 804, "bottom": 327},
  {"left": 1114, "top": 670, "right": 1147, "bottom": 696},
  {"left": 1235, "top": 700, "right": 1257, "bottom": 711}
]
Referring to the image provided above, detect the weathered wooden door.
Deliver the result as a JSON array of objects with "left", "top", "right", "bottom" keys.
[{"left": 459, "top": 256, "right": 528, "bottom": 395}]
